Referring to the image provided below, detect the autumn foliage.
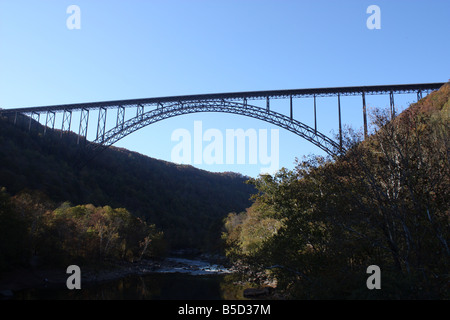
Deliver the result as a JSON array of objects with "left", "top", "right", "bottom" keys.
[
  {"left": 0, "top": 189, "right": 164, "bottom": 271},
  {"left": 223, "top": 83, "right": 450, "bottom": 299}
]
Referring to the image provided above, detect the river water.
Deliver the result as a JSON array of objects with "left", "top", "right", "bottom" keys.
[{"left": 13, "top": 257, "right": 247, "bottom": 300}]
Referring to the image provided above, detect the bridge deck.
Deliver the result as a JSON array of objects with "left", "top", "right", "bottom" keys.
[{"left": 0, "top": 82, "right": 445, "bottom": 115}]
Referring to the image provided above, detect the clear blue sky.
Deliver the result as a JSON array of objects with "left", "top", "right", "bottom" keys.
[{"left": 1, "top": 0, "right": 449, "bottom": 177}]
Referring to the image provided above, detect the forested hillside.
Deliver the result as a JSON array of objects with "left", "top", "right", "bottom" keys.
[
  {"left": 0, "top": 116, "right": 255, "bottom": 254},
  {"left": 0, "top": 189, "right": 165, "bottom": 272},
  {"left": 223, "top": 83, "right": 450, "bottom": 299}
]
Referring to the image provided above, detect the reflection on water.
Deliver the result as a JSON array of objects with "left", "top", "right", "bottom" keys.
[{"left": 15, "top": 273, "right": 247, "bottom": 300}]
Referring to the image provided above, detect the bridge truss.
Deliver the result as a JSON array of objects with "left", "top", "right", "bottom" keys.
[{"left": 0, "top": 82, "right": 445, "bottom": 160}]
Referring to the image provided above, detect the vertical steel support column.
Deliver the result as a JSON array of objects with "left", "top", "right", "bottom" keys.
[
  {"left": 44, "top": 110, "right": 56, "bottom": 136},
  {"left": 61, "top": 109, "right": 72, "bottom": 138},
  {"left": 96, "top": 107, "right": 107, "bottom": 142},
  {"left": 36, "top": 112, "right": 41, "bottom": 126},
  {"left": 29, "top": 112, "right": 40, "bottom": 132},
  {"left": 362, "top": 92, "right": 368, "bottom": 139},
  {"left": 21, "top": 112, "right": 26, "bottom": 129},
  {"left": 338, "top": 93, "right": 342, "bottom": 152},
  {"left": 417, "top": 90, "right": 422, "bottom": 102},
  {"left": 116, "top": 106, "right": 125, "bottom": 129},
  {"left": 137, "top": 104, "right": 144, "bottom": 119},
  {"left": 78, "top": 108, "right": 90, "bottom": 145},
  {"left": 390, "top": 91, "right": 395, "bottom": 119},
  {"left": 243, "top": 98, "right": 247, "bottom": 107},
  {"left": 314, "top": 94, "right": 317, "bottom": 133},
  {"left": 266, "top": 97, "right": 270, "bottom": 112},
  {"left": 289, "top": 95, "right": 293, "bottom": 120}
]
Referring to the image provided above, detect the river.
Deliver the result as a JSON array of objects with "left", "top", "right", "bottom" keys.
[{"left": 11, "top": 257, "right": 248, "bottom": 300}]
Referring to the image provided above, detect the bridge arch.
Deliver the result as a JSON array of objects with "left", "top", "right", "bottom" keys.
[{"left": 90, "top": 100, "right": 342, "bottom": 157}]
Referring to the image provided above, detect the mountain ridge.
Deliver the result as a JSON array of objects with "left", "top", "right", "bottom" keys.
[{"left": 0, "top": 115, "right": 255, "bottom": 252}]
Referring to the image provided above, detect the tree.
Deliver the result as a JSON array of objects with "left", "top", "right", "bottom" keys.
[
  {"left": 0, "top": 188, "right": 28, "bottom": 271},
  {"left": 222, "top": 83, "right": 450, "bottom": 299}
]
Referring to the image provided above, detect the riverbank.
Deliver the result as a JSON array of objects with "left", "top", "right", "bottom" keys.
[{"left": 0, "top": 256, "right": 232, "bottom": 298}]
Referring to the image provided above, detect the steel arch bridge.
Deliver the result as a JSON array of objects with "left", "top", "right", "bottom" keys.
[
  {"left": 0, "top": 82, "right": 445, "bottom": 162},
  {"left": 91, "top": 100, "right": 341, "bottom": 156}
]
